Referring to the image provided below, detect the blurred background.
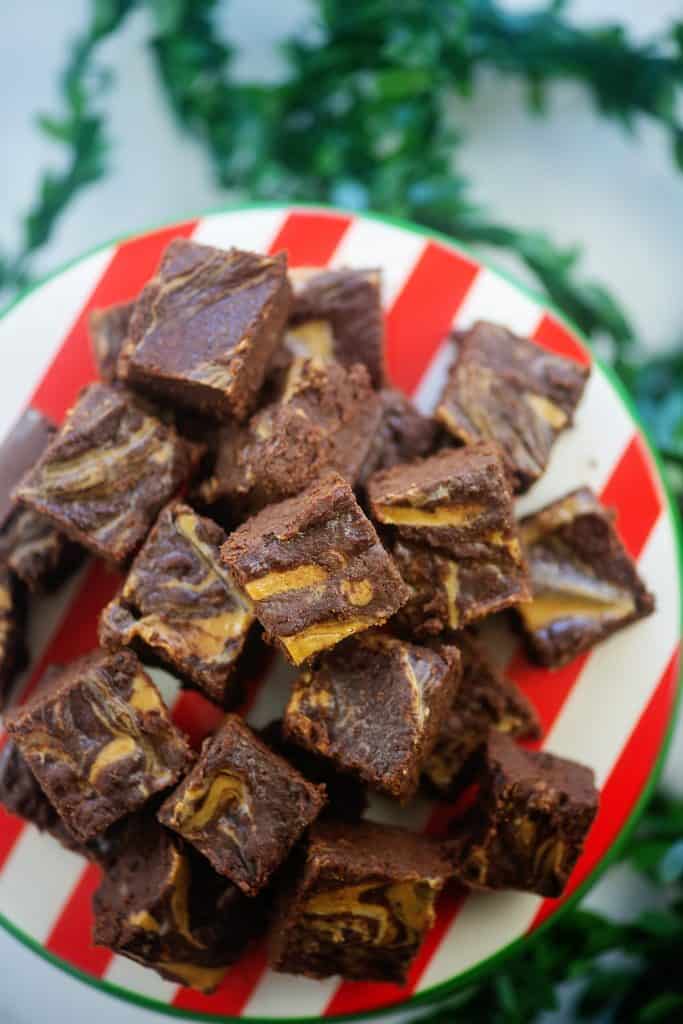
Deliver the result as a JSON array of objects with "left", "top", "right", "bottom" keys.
[{"left": 1, "top": 1, "right": 682, "bottom": 1022}]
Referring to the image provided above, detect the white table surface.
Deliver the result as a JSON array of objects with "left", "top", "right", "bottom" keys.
[{"left": 1, "top": 2, "right": 682, "bottom": 1021}]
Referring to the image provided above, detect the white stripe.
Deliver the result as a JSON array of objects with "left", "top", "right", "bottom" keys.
[
  {"left": 104, "top": 954, "right": 179, "bottom": 1001},
  {"left": 412, "top": 340, "right": 456, "bottom": 414},
  {"left": 0, "top": 828, "right": 85, "bottom": 943},
  {"left": 191, "top": 208, "right": 288, "bottom": 255},
  {"left": 0, "top": 247, "right": 115, "bottom": 438},
  {"left": 329, "top": 218, "right": 426, "bottom": 308},
  {"left": 417, "top": 891, "right": 541, "bottom": 991},
  {"left": 242, "top": 970, "right": 339, "bottom": 1018},
  {"left": 365, "top": 792, "right": 434, "bottom": 831},
  {"left": 452, "top": 268, "right": 542, "bottom": 337},
  {"left": 144, "top": 665, "right": 181, "bottom": 710},
  {"left": 244, "top": 658, "right": 297, "bottom": 730}
]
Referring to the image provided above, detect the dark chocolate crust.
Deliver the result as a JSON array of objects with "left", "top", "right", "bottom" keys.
[
  {"left": 269, "top": 820, "right": 447, "bottom": 983},
  {"left": 284, "top": 632, "right": 460, "bottom": 801},
  {"left": 123, "top": 239, "right": 292, "bottom": 421},
  {"left": 423, "top": 633, "right": 541, "bottom": 798},
  {"left": 199, "top": 360, "right": 382, "bottom": 515},
  {"left": 13, "top": 383, "right": 195, "bottom": 567},
  {"left": 158, "top": 714, "right": 326, "bottom": 896},
  {"left": 6, "top": 649, "right": 193, "bottom": 840},
  {"left": 0, "top": 567, "right": 27, "bottom": 710},
  {"left": 221, "top": 472, "right": 410, "bottom": 665},
  {"left": 445, "top": 731, "right": 598, "bottom": 898},
  {"left": 518, "top": 488, "right": 655, "bottom": 666},
  {"left": 93, "top": 814, "right": 261, "bottom": 992},
  {"left": 435, "top": 321, "right": 589, "bottom": 492},
  {"left": 100, "top": 503, "right": 254, "bottom": 705},
  {"left": 89, "top": 302, "right": 134, "bottom": 383},
  {"left": 357, "top": 389, "right": 438, "bottom": 488}
]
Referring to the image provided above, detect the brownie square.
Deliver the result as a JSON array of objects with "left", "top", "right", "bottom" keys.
[
  {"left": 199, "top": 359, "right": 382, "bottom": 515},
  {"left": 269, "top": 820, "right": 448, "bottom": 983},
  {"left": 6, "top": 650, "right": 193, "bottom": 840},
  {"left": 284, "top": 632, "right": 460, "bottom": 801},
  {"left": 445, "top": 731, "right": 598, "bottom": 897},
  {"left": 222, "top": 472, "right": 410, "bottom": 665},
  {"left": 423, "top": 634, "right": 540, "bottom": 798},
  {"left": 100, "top": 502, "right": 254, "bottom": 706},
  {"left": 369, "top": 444, "right": 530, "bottom": 629},
  {"left": 14, "top": 383, "right": 196, "bottom": 567},
  {"left": 122, "top": 239, "right": 292, "bottom": 421},
  {"left": 0, "top": 566, "right": 26, "bottom": 710},
  {"left": 158, "top": 715, "right": 326, "bottom": 895},
  {"left": 357, "top": 389, "right": 438, "bottom": 488},
  {"left": 518, "top": 488, "right": 655, "bottom": 666},
  {"left": 436, "top": 321, "right": 589, "bottom": 492},
  {"left": 89, "top": 301, "right": 134, "bottom": 382},
  {"left": 93, "top": 813, "right": 262, "bottom": 992}
]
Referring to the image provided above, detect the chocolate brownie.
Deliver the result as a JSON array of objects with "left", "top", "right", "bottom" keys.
[
  {"left": 100, "top": 503, "right": 254, "bottom": 706},
  {"left": 369, "top": 444, "right": 529, "bottom": 629},
  {"left": 518, "top": 488, "right": 655, "bottom": 666},
  {"left": 284, "top": 632, "right": 460, "bottom": 801},
  {"left": 6, "top": 650, "right": 193, "bottom": 840},
  {"left": 269, "top": 820, "right": 448, "bottom": 983},
  {"left": 89, "top": 301, "right": 134, "bottom": 382},
  {"left": 158, "top": 715, "right": 326, "bottom": 896},
  {"left": 445, "top": 731, "right": 598, "bottom": 897},
  {"left": 436, "top": 321, "right": 589, "bottom": 492},
  {"left": 423, "top": 634, "right": 540, "bottom": 798},
  {"left": 93, "top": 813, "right": 262, "bottom": 991},
  {"left": 222, "top": 472, "right": 410, "bottom": 665},
  {"left": 122, "top": 239, "right": 292, "bottom": 421},
  {"left": 357, "top": 389, "right": 438, "bottom": 487},
  {"left": 198, "top": 359, "right": 382, "bottom": 515},
  {"left": 0, "top": 566, "right": 26, "bottom": 711},
  {"left": 14, "top": 383, "right": 196, "bottom": 567}
]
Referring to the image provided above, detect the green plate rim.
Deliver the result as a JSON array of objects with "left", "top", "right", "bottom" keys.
[{"left": 1, "top": 200, "right": 681, "bottom": 1024}]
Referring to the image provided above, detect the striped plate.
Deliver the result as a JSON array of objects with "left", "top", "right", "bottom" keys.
[{"left": 0, "top": 205, "right": 680, "bottom": 1023}]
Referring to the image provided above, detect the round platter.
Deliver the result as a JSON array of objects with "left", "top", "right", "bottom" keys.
[{"left": 0, "top": 204, "right": 680, "bottom": 1022}]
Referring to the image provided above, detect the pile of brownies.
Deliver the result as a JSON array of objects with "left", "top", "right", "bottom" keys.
[{"left": 0, "top": 240, "right": 655, "bottom": 990}]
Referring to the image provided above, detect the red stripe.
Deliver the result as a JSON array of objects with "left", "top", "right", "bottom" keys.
[
  {"left": 601, "top": 435, "right": 662, "bottom": 559},
  {"left": 172, "top": 940, "right": 269, "bottom": 1013},
  {"left": 0, "top": 806, "right": 27, "bottom": 872},
  {"left": 507, "top": 653, "right": 590, "bottom": 737},
  {"left": 386, "top": 243, "right": 478, "bottom": 394},
  {"left": 30, "top": 221, "right": 198, "bottom": 424},
  {"left": 45, "top": 862, "right": 111, "bottom": 975},
  {"left": 530, "top": 644, "right": 680, "bottom": 929},
  {"left": 324, "top": 886, "right": 465, "bottom": 1016},
  {"left": 267, "top": 211, "right": 351, "bottom": 266},
  {"left": 171, "top": 691, "right": 225, "bottom": 750},
  {"left": 532, "top": 313, "right": 591, "bottom": 366}
]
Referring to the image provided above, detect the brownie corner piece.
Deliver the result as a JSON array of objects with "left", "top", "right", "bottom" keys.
[
  {"left": 269, "top": 819, "right": 448, "bottom": 983},
  {"left": 158, "top": 714, "right": 326, "bottom": 895},
  {"left": 518, "top": 487, "right": 655, "bottom": 666},
  {"left": 284, "top": 631, "right": 461, "bottom": 801},
  {"left": 89, "top": 301, "right": 134, "bottom": 383},
  {"left": 125, "top": 239, "right": 292, "bottom": 421},
  {"left": 99, "top": 502, "right": 254, "bottom": 706},
  {"left": 13, "top": 382, "right": 195, "bottom": 566},
  {"left": 221, "top": 471, "right": 410, "bottom": 665},
  {"left": 446, "top": 731, "right": 598, "bottom": 898},
  {"left": 435, "top": 320, "right": 590, "bottom": 492},
  {"left": 5, "top": 649, "right": 192, "bottom": 840}
]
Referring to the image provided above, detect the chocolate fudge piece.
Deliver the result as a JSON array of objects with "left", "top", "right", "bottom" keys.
[
  {"left": 0, "top": 567, "right": 26, "bottom": 710},
  {"left": 14, "top": 384, "right": 196, "bottom": 567},
  {"left": 199, "top": 360, "right": 382, "bottom": 515},
  {"left": 518, "top": 488, "right": 655, "bottom": 667},
  {"left": 122, "top": 239, "right": 292, "bottom": 421},
  {"left": 446, "top": 732, "right": 598, "bottom": 897},
  {"left": 6, "top": 650, "right": 193, "bottom": 840},
  {"left": 369, "top": 444, "right": 529, "bottom": 629},
  {"left": 158, "top": 715, "right": 326, "bottom": 896},
  {"left": 0, "top": 409, "right": 83, "bottom": 591},
  {"left": 93, "top": 814, "right": 261, "bottom": 991},
  {"left": 436, "top": 321, "right": 589, "bottom": 492},
  {"left": 269, "top": 820, "right": 448, "bottom": 983},
  {"left": 89, "top": 301, "right": 134, "bottom": 382},
  {"left": 357, "top": 389, "right": 438, "bottom": 487},
  {"left": 423, "top": 634, "right": 540, "bottom": 798},
  {"left": 100, "top": 503, "right": 254, "bottom": 706},
  {"left": 285, "top": 266, "right": 385, "bottom": 387},
  {"left": 222, "top": 472, "right": 410, "bottom": 665},
  {"left": 261, "top": 720, "right": 367, "bottom": 822},
  {"left": 284, "top": 632, "right": 460, "bottom": 801}
]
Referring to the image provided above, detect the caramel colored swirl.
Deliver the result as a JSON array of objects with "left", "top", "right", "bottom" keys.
[{"left": 303, "top": 879, "right": 439, "bottom": 948}]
